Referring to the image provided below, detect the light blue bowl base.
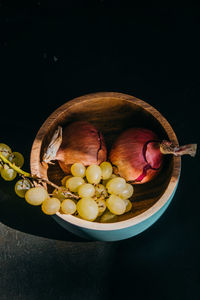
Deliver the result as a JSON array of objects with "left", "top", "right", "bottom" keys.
[{"left": 52, "top": 180, "right": 179, "bottom": 241}]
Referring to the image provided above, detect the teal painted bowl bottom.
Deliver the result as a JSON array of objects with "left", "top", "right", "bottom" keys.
[{"left": 52, "top": 179, "right": 179, "bottom": 242}]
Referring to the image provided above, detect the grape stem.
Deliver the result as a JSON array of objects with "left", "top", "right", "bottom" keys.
[
  {"left": 31, "top": 175, "right": 79, "bottom": 199},
  {"left": 0, "top": 153, "right": 30, "bottom": 177},
  {"left": 0, "top": 152, "right": 78, "bottom": 199}
]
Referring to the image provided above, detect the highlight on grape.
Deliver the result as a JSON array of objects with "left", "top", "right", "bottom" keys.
[{"left": 0, "top": 143, "right": 134, "bottom": 223}]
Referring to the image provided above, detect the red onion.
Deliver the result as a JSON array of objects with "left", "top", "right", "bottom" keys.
[
  {"left": 109, "top": 128, "right": 197, "bottom": 184},
  {"left": 43, "top": 121, "right": 107, "bottom": 173}
]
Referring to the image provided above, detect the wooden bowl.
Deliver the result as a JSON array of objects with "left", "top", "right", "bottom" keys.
[{"left": 30, "top": 92, "right": 181, "bottom": 241}]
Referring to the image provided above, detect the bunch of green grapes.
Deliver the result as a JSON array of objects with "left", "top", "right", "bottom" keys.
[
  {"left": 60, "top": 161, "right": 134, "bottom": 222},
  {"left": 0, "top": 143, "right": 61, "bottom": 215},
  {"left": 1, "top": 143, "right": 134, "bottom": 222},
  {"left": 0, "top": 143, "right": 24, "bottom": 181}
]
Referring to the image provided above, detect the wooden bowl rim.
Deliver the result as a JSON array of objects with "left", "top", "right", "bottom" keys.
[{"left": 30, "top": 92, "right": 181, "bottom": 231}]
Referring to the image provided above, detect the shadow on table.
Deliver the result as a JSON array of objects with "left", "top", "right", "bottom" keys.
[{"left": 0, "top": 181, "right": 90, "bottom": 242}]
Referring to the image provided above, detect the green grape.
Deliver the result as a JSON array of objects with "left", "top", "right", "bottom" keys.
[
  {"left": 78, "top": 183, "right": 95, "bottom": 198},
  {"left": 61, "top": 175, "right": 72, "bottom": 186},
  {"left": 1, "top": 165, "right": 17, "bottom": 181},
  {"left": 100, "top": 162, "right": 113, "bottom": 180},
  {"left": 25, "top": 186, "right": 49, "bottom": 206},
  {"left": 102, "top": 173, "right": 117, "bottom": 186},
  {"left": 42, "top": 197, "right": 61, "bottom": 215},
  {"left": 0, "top": 143, "right": 12, "bottom": 158},
  {"left": 106, "top": 195, "right": 126, "bottom": 215},
  {"left": 8, "top": 152, "right": 24, "bottom": 168},
  {"left": 124, "top": 199, "right": 132, "bottom": 213},
  {"left": 66, "top": 176, "right": 85, "bottom": 192},
  {"left": 95, "top": 197, "right": 106, "bottom": 216},
  {"left": 71, "top": 163, "right": 86, "bottom": 178},
  {"left": 15, "top": 179, "right": 32, "bottom": 198},
  {"left": 95, "top": 183, "right": 108, "bottom": 198},
  {"left": 77, "top": 197, "right": 98, "bottom": 221},
  {"left": 61, "top": 199, "right": 77, "bottom": 214},
  {"left": 119, "top": 183, "right": 134, "bottom": 199},
  {"left": 85, "top": 164, "right": 102, "bottom": 184},
  {"left": 106, "top": 177, "right": 126, "bottom": 195},
  {"left": 100, "top": 210, "right": 117, "bottom": 223},
  {"left": 52, "top": 187, "right": 69, "bottom": 201}
]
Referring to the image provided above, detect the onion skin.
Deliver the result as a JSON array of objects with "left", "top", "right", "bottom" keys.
[
  {"left": 109, "top": 127, "right": 197, "bottom": 184},
  {"left": 55, "top": 121, "right": 107, "bottom": 174},
  {"left": 109, "top": 128, "right": 164, "bottom": 184}
]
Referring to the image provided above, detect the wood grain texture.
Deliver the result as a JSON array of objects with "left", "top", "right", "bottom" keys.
[{"left": 30, "top": 92, "right": 181, "bottom": 229}]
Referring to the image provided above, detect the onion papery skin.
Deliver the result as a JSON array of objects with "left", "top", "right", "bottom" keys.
[
  {"left": 109, "top": 128, "right": 163, "bottom": 184},
  {"left": 56, "top": 121, "right": 107, "bottom": 174}
]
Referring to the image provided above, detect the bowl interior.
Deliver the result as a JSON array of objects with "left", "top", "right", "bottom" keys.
[{"left": 31, "top": 93, "right": 179, "bottom": 224}]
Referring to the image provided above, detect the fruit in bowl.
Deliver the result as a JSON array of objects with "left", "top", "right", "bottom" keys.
[{"left": 0, "top": 92, "right": 197, "bottom": 241}]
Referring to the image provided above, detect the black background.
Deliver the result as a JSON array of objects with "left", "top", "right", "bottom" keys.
[{"left": 0, "top": 1, "right": 200, "bottom": 299}]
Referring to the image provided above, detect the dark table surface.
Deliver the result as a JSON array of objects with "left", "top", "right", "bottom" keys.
[{"left": 0, "top": 2, "right": 200, "bottom": 299}]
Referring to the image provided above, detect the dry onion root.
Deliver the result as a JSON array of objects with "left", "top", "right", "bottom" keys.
[{"left": 43, "top": 121, "right": 107, "bottom": 173}]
